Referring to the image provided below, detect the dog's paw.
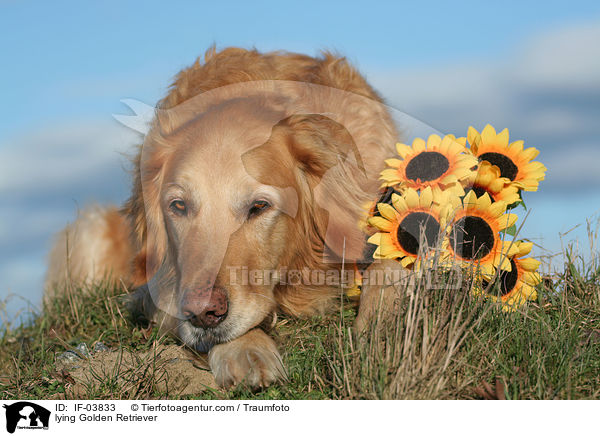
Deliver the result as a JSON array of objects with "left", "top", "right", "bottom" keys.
[{"left": 208, "top": 329, "right": 287, "bottom": 389}]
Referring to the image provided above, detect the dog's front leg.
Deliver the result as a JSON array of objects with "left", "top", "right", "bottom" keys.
[
  {"left": 354, "top": 259, "right": 415, "bottom": 334},
  {"left": 208, "top": 328, "right": 287, "bottom": 388}
]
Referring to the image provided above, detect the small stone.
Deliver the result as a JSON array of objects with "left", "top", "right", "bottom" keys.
[
  {"left": 75, "top": 343, "right": 91, "bottom": 358},
  {"left": 55, "top": 351, "right": 83, "bottom": 370},
  {"left": 93, "top": 342, "right": 110, "bottom": 353},
  {"left": 57, "top": 351, "right": 82, "bottom": 362}
]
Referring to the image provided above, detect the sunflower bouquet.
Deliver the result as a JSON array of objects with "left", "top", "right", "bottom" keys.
[{"left": 365, "top": 124, "right": 546, "bottom": 311}]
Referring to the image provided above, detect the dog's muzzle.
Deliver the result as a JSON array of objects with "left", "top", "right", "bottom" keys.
[{"left": 181, "top": 286, "right": 229, "bottom": 328}]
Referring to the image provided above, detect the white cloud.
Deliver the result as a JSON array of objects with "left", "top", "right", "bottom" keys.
[
  {"left": 0, "top": 121, "right": 141, "bottom": 196},
  {"left": 525, "top": 108, "right": 585, "bottom": 136},
  {"left": 370, "top": 20, "right": 600, "bottom": 188},
  {"left": 0, "top": 120, "right": 140, "bottom": 313},
  {"left": 543, "top": 144, "right": 600, "bottom": 187},
  {"left": 513, "top": 23, "right": 600, "bottom": 90},
  {"left": 0, "top": 207, "right": 71, "bottom": 248}
]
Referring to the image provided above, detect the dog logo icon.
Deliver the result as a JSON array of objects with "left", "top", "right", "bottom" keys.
[{"left": 2, "top": 402, "right": 50, "bottom": 433}]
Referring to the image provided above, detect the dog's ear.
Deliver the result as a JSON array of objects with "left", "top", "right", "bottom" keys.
[
  {"left": 285, "top": 114, "right": 376, "bottom": 262},
  {"left": 124, "top": 134, "right": 170, "bottom": 281}
]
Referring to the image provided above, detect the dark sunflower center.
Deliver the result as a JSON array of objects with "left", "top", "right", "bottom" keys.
[
  {"left": 405, "top": 152, "right": 450, "bottom": 182},
  {"left": 478, "top": 152, "right": 518, "bottom": 181},
  {"left": 483, "top": 259, "right": 518, "bottom": 296},
  {"left": 464, "top": 185, "right": 489, "bottom": 199},
  {"left": 396, "top": 212, "right": 440, "bottom": 255},
  {"left": 449, "top": 216, "right": 495, "bottom": 260}
]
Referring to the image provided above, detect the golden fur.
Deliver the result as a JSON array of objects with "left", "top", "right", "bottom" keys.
[{"left": 46, "top": 47, "right": 398, "bottom": 387}]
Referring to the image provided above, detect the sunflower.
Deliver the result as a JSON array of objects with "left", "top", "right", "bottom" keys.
[
  {"left": 465, "top": 161, "right": 520, "bottom": 206},
  {"left": 367, "top": 187, "right": 452, "bottom": 268},
  {"left": 444, "top": 191, "right": 519, "bottom": 276},
  {"left": 368, "top": 187, "right": 402, "bottom": 218},
  {"left": 476, "top": 240, "right": 541, "bottom": 310},
  {"left": 345, "top": 264, "right": 363, "bottom": 300},
  {"left": 359, "top": 186, "right": 402, "bottom": 234},
  {"left": 468, "top": 125, "right": 547, "bottom": 192},
  {"left": 380, "top": 134, "right": 478, "bottom": 196}
]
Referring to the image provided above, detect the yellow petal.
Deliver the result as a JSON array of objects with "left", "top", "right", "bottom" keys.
[
  {"left": 445, "top": 183, "right": 466, "bottom": 197},
  {"left": 520, "top": 183, "right": 540, "bottom": 192},
  {"left": 404, "top": 189, "right": 419, "bottom": 209},
  {"left": 497, "top": 255, "right": 512, "bottom": 271},
  {"left": 518, "top": 257, "right": 541, "bottom": 272},
  {"left": 477, "top": 192, "right": 493, "bottom": 209},
  {"left": 419, "top": 186, "right": 433, "bottom": 208},
  {"left": 500, "top": 192, "right": 520, "bottom": 205},
  {"left": 346, "top": 286, "right": 361, "bottom": 298},
  {"left": 488, "top": 178, "right": 506, "bottom": 192},
  {"left": 401, "top": 257, "right": 415, "bottom": 267},
  {"left": 517, "top": 242, "right": 534, "bottom": 256},
  {"left": 501, "top": 240, "right": 520, "bottom": 257},
  {"left": 381, "top": 233, "right": 395, "bottom": 245},
  {"left": 412, "top": 137, "right": 426, "bottom": 153},
  {"left": 380, "top": 168, "right": 401, "bottom": 182},
  {"left": 496, "top": 128, "right": 510, "bottom": 147},
  {"left": 454, "top": 136, "right": 467, "bottom": 146},
  {"left": 499, "top": 213, "right": 518, "bottom": 230},
  {"left": 521, "top": 285, "right": 538, "bottom": 300},
  {"left": 467, "top": 126, "right": 481, "bottom": 152},
  {"left": 480, "top": 263, "right": 495, "bottom": 277},
  {"left": 453, "top": 167, "right": 473, "bottom": 179},
  {"left": 488, "top": 201, "right": 507, "bottom": 218},
  {"left": 396, "top": 143, "right": 412, "bottom": 159},
  {"left": 391, "top": 193, "right": 408, "bottom": 212},
  {"left": 367, "top": 232, "right": 382, "bottom": 245},
  {"left": 463, "top": 190, "right": 478, "bottom": 208},
  {"left": 509, "top": 140, "right": 524, "bottom": 154},
  {"left": 441, "top": 174, "right": 458, "bottom": 184},
  {"left": 520, "top": 147, "right": 540, "bottom": 161},
  {"left": 481, "top": 124, "right": 498, "bottom": 145},
  {"left": 379, "top": 243, "right": 396, "bottom": 256},
  {"left": 377, "top": 203, "right": 397, "bottom": 220},
  {"left": 485, "top": 162, "right": 502, "bottom": 177},
  {"left": 457, "top": 155, "right": 479, "bottom": 166},
  {"left": 368, "top": 217, "right": 394, "bottom": 232},
  {"left": 427, "top": 134, "right": 442, "bottom": 149},
  {"left": 385, "top": 158, "right": 404, "bottom": 168},
  {"left": 523, "top": 271, "right": 542, "bottom": 286},
  {"left": 524, "top": 162, "right": 547, "bottom": 172},
  {"left": 437, "top": 135, "right": 450, "bottom": 153}
]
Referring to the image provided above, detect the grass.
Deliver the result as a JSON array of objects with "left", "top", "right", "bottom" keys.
[{"left": 1, "top": 240, "right": 599, "bottom": 400}]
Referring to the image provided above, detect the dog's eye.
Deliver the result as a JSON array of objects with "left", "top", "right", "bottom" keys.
[
  {"left": 169, "top": 200, "right": 187, "bottom": 216},
  {"left": 248, "top": 200, "right": 271, "bottom": 218}
]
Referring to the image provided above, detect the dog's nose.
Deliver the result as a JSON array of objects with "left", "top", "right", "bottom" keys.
[{"left": 181, "top": 286, "right": 229, "bottom": 328}]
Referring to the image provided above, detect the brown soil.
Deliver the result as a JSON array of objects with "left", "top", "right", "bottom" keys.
[{"left": 53, "top": 344, "right": 217, "bottom": 398}]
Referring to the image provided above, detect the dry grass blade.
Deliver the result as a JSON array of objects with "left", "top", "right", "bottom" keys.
[{"left": 326, "top": 256, "right": 491, "bottom": 399}]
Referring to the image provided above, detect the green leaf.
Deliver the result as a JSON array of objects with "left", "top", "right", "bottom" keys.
[
  {"left": 507, "top": 199, "right": 527, "bottom": 211},
  {"left": 502, "top": 224, "right": 517, "bottom": 236}
]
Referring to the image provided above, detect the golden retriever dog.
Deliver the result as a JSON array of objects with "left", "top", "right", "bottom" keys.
[{"left": 45, "top": 47, "right": 398, "bottom": 387}]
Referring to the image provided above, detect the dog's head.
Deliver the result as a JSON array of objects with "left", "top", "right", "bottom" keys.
[{"left": 127, "top": 79, "right": 396, "bottom": 351}]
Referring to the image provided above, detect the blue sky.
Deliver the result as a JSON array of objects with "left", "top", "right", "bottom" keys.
[
  {"left": 1, "top": 0, "right": 600, "bottom": 323},
  {"left": 3, "top": 0, "right": 600, "bottom": 136}
]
